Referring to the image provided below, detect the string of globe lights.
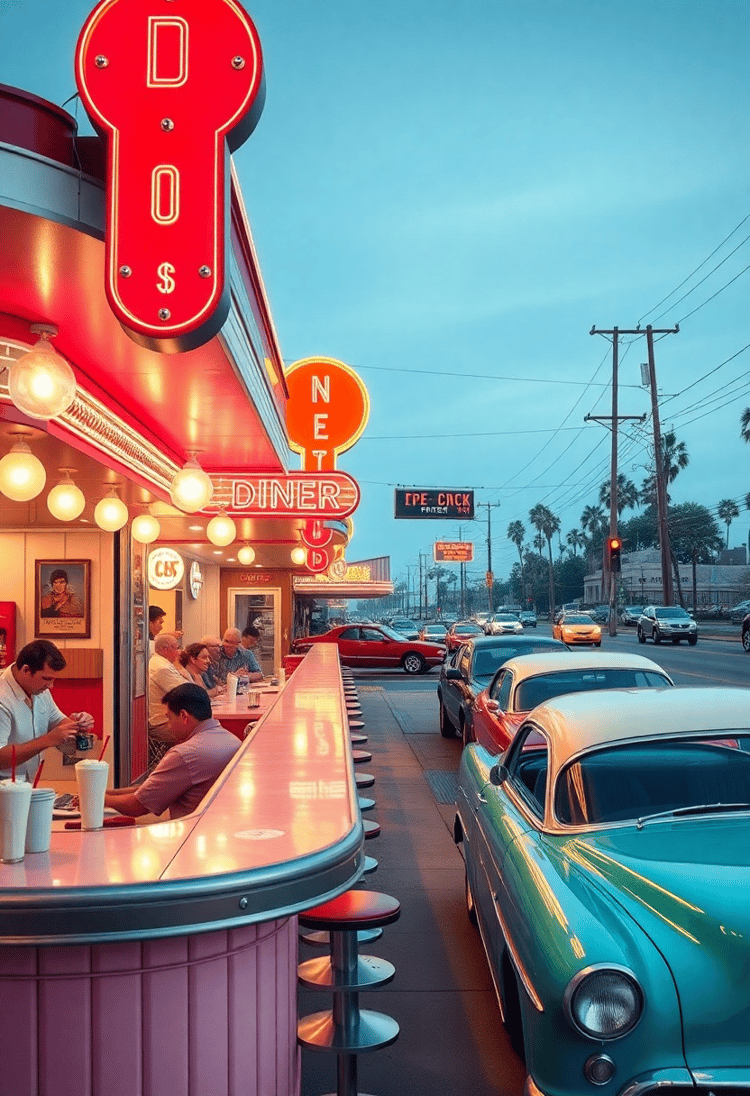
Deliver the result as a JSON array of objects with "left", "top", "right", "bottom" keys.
[{"left": 0, "top": 325, "right": 309, "bottom": 564}]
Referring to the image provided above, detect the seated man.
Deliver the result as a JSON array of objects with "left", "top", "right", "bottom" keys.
[
  {"left": 240, "top": 625, "right": 263, "bottom": 676},
  {"left": 148, "top": 632, "right": 187, "bottom": 762},
  {"left": 199, "top": 634, "right": 223, "bottom": 691},
  {"left": 105, "top": 683, "right": 240, "bottom": 820},
  {"left": 217, "top": 627, "right": 263, "bottom": 683}
]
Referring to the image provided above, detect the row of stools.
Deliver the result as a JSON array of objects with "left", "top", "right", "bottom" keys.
[{"left": 297, "top": 668, "right": 401, "bottom": 1096}]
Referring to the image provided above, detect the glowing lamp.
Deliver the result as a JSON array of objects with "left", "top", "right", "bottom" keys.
[
  {"left": 206, "top": 511, "right": 236, "bottom": 547},
  {"left": 237, "top": 544, "right": 256, "bottom": 566},
  {"left": 131, "top": 513, "right": 161, "bottom": 544},
  {"left": 290, "top": 546, "right": 307, "bottom": 566},
  {"left": 0, "top": 440, "right": 46, "bottom": 501},
  {"left": 47, "top": 470, "right": 85, "bottom": 521},
  {"left": 169, "top": 456, "right": 213, "bottom": 513},
  {"left": 9, "top": 326, "right": 77, "bottom": 420},
  {"left": 94, "top": 489, "right": 128, "bottom": 532}
]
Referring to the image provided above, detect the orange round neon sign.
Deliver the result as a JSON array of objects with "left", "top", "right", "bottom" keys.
[{"left": 285, "top": 357, "right": 370, "bottom": 471}]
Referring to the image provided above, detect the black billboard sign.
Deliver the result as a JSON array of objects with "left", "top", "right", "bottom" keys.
[{"left": 394, "top": 488, "right": 474, "bottom": 520}]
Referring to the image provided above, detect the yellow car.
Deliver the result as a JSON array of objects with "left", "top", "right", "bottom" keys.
[{"left": 553, "top": 612, "right": 602, "bottom": 646}]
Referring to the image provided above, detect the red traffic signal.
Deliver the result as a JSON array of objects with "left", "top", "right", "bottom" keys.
[{"left": 607, "top": 536, "right": 622, "bottom": 571}]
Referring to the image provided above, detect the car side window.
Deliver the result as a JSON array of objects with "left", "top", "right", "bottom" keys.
[
  {"left": 495, "top": 671, "right": 512, "bottom": 711},
  {"left": 361, "top": 628, "right": 384, "bottom": 642},
  {"left": 458, "top": 647, "right": 472, "bottom": 676},
  {"left": 505, "top": 726, "right": 548, "bottom": 819},
  {"left": 339, "top": 627, "right": 360, "bottom": 640}
]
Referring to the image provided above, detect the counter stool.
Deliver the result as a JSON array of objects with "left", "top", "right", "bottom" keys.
[
  {"left": 354, "top": 772, "right": 374, "bottom": 789},
  {"left": 348, "top": 720, "right": 366, "bottom": 732},
  {"left": 363, "top": 819, "right": 380, "bottom": 840},
  {"left": 350, "top": 733, "right": 368, "bottom": 745},
  {"left": 358, "top": 797, "right": 375, "bottom": 812},
  {"left": 298, "top": 890, "right": 401, "bottom": 1096},
  {"left": 352, "top": 749, "right": 372, "bottom": 764}
]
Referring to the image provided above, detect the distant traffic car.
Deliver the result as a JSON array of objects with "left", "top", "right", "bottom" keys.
[
  {"left": 484, "top": 613, "right": 523, "bottom": 636},
  {"left": 471, "top": 651, "right": 673, "bottom": 754},
  {"left": 419, "top": 622, "right": 447, "bottom": 644},
  {"left": 588, "top": 605, "right": 610, "bottom": 624},
  {"left": 389, "top": 618, "right": 421, "bottom": 640},
  {"left": 619, "top": 605, "right": 645, "bottom": 626},
  {"left": 290, "top": 623, "right": 444, "bottom": 674},
  {"left": 518, "top": 610, "right": 537, "bottom": 628},
  {"left": 455, "top": 686, "right": 750, "bottom": 1096},
  {"left": 637, "top": 605, "right": 698, "bottom": 645},
  {"left": 731, "top": 599, "right": 750, "bottom": 622},
  {"left": 437, "top": 634, "right": 565, "bottom": 743},
  {"left": 444, "top": 620, "right": 484, "bottom": 653},
  {"left": 552, "top": 612, "right": 602, "bottom": 647},
  {"left": 741, "top": 612, "right": 750, "bottom": 652}
]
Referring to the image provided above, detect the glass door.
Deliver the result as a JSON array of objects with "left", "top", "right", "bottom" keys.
[{"left": 228, "top": 588, "right": 281, "bottom": 677}]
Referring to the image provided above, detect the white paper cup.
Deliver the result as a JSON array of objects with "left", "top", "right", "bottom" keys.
[
  {"left": 75, "top": 760, "right": 109, "bottom": 830},
  {"left": 248, "top": 690, "right": 261, "bottom": 708},
  {"left": 0, "top": 779, "right": 33, "bottom": 863},
  {"left": 25, "top": 788, "right": 55, "bottom": 853},
  {"left": 226, "top": 673, "right": 238, "bottom": 702}
]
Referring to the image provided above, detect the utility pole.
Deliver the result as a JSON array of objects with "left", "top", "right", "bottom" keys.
[
  {"left": 590, "top": 323, "right": 678, "bottom": 609},
  {"left": 485, "top": 502, "right": 501, "bottom": 614}
]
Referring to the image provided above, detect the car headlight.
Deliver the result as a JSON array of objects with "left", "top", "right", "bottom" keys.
[{"left": 564, "top": 966, "right": 643, "bottom": 1040}]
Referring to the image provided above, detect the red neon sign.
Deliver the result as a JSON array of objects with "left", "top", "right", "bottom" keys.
[
  {"left": 75, "top": 0, "right": 265, "bottom": 351},
  {"left": 208, "top": 472, "right": 361, "bottom": 519}
]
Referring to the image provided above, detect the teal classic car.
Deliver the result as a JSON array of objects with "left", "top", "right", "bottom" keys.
[{"left": 455, "top": 687, "right": 750, "bottom": 1096}]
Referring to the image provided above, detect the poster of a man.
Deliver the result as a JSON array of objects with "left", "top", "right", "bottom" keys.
[{"left": 36, "top": 560, "right": 90, "bottom": 638}]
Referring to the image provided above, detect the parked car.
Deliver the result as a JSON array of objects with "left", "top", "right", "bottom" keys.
[
  {"left": 637, "top": 605, "right": 698, "bottom": 645},
  {"left": 552, "top": 612, "right": 602, "bottom": 647},
  {"left": 444, "top": 620, "right": 485, "bottom": 653},
  {"left": 741, "top": 612, "right": 750, "bottom": 652},
  {"left": 484, "top": 612, "right": 523, "bottom": 636},
  {"left": 518, "top": 610, "right": 537, "bottom": 628},
  {"left": 588, "top": 605, "right": 610, "bottom": 624},
  {"left": 471, "top": 651, "right": 673, "bottom": 754},
  {"left": 455, "top": 687, "right": 750, "bottom": 1096},
  {"left": 290, "top": 623, "right": 445, "bottom": 674},
  {"left": 619, "top": 605, "right": 645, "bottom": 626},
  {"left": 389, "top": 618, "right": 421, "bottom": 640},
  {"left": 437, "top": 634, "right": 565, "bottom": 743},
  {"left": 731, "top": 599, "right": 750, "bottom": 622},
  {"left": 419, "top": 622, "right": 447, "bottom": 644}
]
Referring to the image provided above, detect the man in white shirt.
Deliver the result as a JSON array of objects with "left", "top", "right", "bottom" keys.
[
  {"left": 0, "top": 640, "right": 94, "bottom": 782},
  {"left": 148, "top": 632, "right": 186, "bottom": 762}
]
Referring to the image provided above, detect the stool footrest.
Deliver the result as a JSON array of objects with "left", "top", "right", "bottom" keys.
[
  {"left": 298, "top": 1009, "right": 399, "bottom": 1054},
  {"left": 298, "top": 953, "right": 395, "bottom": 991},
  {"left": 300, "top": 927, "right": 382, "bottom": 947}
]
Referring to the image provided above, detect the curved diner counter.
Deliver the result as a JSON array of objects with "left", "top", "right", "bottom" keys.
[{"left": 0, "top": 646, "right": 361, "bottom": 1096}]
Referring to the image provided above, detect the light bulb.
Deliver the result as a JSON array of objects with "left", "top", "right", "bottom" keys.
[
  {"left": 94, "top": 492, "right": 128, "bottom": 532},
  {"left": 290, "top": 546, "right": 307, "bottom": 565},
  {"left": 9, "top": 334, "right": 77, "bottom": 419},
  {"left": 206, "top": 511, "right": 236, "bottom": 546},
  {"left": 0, "top": 441, "right": 46, "bottom": 501},
  {"left": 131, "top": 513, "right": 161, "bottom": 543},
  {"left": 47, "top": 471, "right": 85, "bottom": 521},
  {"left": 237, "top": 545, "right": 256, "bottom": 565},
  {"left": 169, "top": 457, "right": 213, "bottom": 513}
]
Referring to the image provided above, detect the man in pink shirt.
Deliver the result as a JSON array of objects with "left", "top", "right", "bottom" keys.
[{"left": 105, "top": 683, "right": 240, "bottom": 820}]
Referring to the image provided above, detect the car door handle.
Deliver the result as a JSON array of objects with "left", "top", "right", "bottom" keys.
[{"left": 476, "top": 791, "right": 487, "bottom": 804}]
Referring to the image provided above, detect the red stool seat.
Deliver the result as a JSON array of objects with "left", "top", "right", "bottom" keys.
[{"left": 299, "top": 890, "right": 400, "bottom": 932}]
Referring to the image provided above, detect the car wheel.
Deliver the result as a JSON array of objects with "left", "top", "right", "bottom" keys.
[
  {"left": 461, "top": 714, "right": 472, "bottom": 748},
  {"left": 672, "top": 637, "right": 680, "bottom": 644},
  {"left": 439, "top": 701, "right": 454, "bottom": 738},
  {"left": 637, "top": 626, "right": 645, "bottom": 643},
  {"left": 465, "top": 870, "right": 477, "bottom": 926},
  {"left": 653, "top": 627, "right": 661, "bottom": 644},
  {"left": 688, "top": 636, "right": 698, "bottom": 646},
  {"left": 403, "top": 652, "right": 425, "bottom": 674},
  {"left": 594, "top": 641, "right": 601, "bottom": 647},
  {"left": 742, "top": 628, "right": 750, "bottom": 652}
]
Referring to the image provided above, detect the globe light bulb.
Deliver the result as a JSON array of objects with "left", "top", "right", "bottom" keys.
[
  {"left": 0, "top": 440, "right": 46, "bottom": 501},
  {"left": 206, "top": 511, "right": 236, "bottom": 547},
  {"left": 94, "top": 490, "right": 128, "bottom": 532},
  {"left": 169, "top": 456, "right": 213, "bottom": 513},
  {"left": 47, "top": 471, "right": 85, "bottom": 521},
  {"left": 237, "top": 545, "right": 256, "bottom": 565},
  {"left": 9, "top": 333, "right": 77, "bottom": 420},
  {"left": 290, "top": 546, "right": 307, "bottom": 566},
  {"left": 131, "top": 513, "right": 161, "bottom": 544}
]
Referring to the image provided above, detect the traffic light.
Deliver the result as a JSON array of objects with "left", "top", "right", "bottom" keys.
[{"left": 608, "top": 536, "right": 622, "bottom": 572}]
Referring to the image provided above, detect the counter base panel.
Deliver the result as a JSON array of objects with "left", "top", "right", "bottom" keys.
[{"left": 0, "top": 917, "right": 300, "bottom": 1096}]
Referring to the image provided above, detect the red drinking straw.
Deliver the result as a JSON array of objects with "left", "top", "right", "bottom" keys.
[
  {"left": 98, "top": 735, "right": 110, "bottom": 762},
  {"left": 32, "top": 760, "right": 44, "bottom": 789},
  {"left": 11, "top": 744, "right": 16, "bottom": 783}
]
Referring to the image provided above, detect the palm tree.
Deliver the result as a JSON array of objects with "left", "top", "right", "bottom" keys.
[
  {"left": 507, "top": 520, "right": 526, "bottom": 602},
  {"left": 641, "top": 430, "right": 689, "bottom": 506},
  {"left": 740, "top": 407, "right": 750, "bottom": 444},
  {"left": 529, "top": 503, "right": 560, "bottom": 617},
  {"left": 580, "top": 504, "right": 607, "bottom": 537},
  {"left": 566, "top": 528, "right": 585, "bottom": 557},
  {"left": 718, "top": 498, "right": 740, "bottom": 548},
  {"left": 598, "top": 474, "right": 639, "bottom": 516}
]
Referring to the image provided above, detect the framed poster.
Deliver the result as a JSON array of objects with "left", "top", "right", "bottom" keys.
[{"left": 35, "top": 560, "right": 91, "bottom": 639}]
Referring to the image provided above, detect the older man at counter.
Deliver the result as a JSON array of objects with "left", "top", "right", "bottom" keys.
[
  {"left": 106, "top": 683, "right": 240, "bottom": 820},
  {"left": 217, "top": 627, "right": 263, "bottom": 683},
  {"left": 0, "top": 639, "right": 94, "bottom": 782},
  {"left": 148, "top": 632, "right": 187, "bottom": 762}
]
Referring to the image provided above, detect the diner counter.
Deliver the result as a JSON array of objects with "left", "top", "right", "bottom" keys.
[{"left": 0, "top": 645, "right": 363, "bottom": 944}]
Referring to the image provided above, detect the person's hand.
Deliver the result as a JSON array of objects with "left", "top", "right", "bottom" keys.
[
  {"left": 47, "top": 718, "right": 79, "bottom": 748},
  {"left": 70, "top": 711, "right": 94, "bottom": 732}
]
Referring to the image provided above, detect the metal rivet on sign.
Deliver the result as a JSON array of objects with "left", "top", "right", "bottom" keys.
[
  {"left": 199, "top": 266, "right": 212, "bottom": 278},
  {"left": 239, "top": 897, "right": 248, "bottom": 909},
  {"left": 158, "top": 308, "right": 171, "bottom": 321},
  {"left": 95, "top": 56, "right": 109, "bottom": 68},
  {"left": 231, "top": 56, "right": 246, "bottom": 69},
  {"left": 119, "top": 265, "right": 132, "bottom": 278},
  {"left": 161, "top": 118, "right": 175, "bottom": 132}
]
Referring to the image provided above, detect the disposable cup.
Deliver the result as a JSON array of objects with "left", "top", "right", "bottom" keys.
[
  {"left": 226, "top": 673, "right": 238, "bottom": 702},
  {"left": 75, "top": 760, "right": 109, "bottom": 830},
  {"left": 0, "top": 779, "right": 33, "bottom": 863},
  {"left": 25, "top": 788, "right": 55, "bottom": 853},
  {"left": 248, "top": 690, "right": 261, "bottom": 708}
]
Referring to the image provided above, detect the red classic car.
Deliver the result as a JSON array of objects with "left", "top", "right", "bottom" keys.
[
  {"left": 290, "top": 623, "right": 445, "bottom": 674},
  {"left": 444, "top": 621, "right": 484, "bottom": 653}
]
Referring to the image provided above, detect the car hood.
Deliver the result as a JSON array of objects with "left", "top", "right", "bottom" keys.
[{"left": 566, "top": 818, "right": 750, "bottom": 1069}]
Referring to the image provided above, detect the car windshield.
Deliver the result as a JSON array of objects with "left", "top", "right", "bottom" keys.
[
  {"left": 497, "top": 614, "right": 518, "bottom": 622},
  {"left": 392, "top": 620, "right": 417, "bottom": 630},
  {"left": 456, "top": 624, "right": 482, "bottom": 635},
  {"left": 562, "top": 614, "right": 594, "bottom": 625},
  {"left": 473, "top": 641, "right": 559, "bottom": 679},
  {"left": 516, "top": 668, "right": 670, "bottom": 712},
  {"left": 555, "top": 736, "right": 750, "bottom": 826},
  {"left": 380, "top": 625, "right": 411, "bottom": 642},
  {"left": 655, "top": 607, "right": 690, "bottom": 618}
]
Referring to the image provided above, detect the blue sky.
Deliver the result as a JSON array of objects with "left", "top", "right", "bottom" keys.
[{"left": 3, "top": 0, "right": 750, "bottom": 593}]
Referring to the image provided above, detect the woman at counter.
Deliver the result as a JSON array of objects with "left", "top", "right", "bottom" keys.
[{"left": 179, "top": 643, "right": 224, "bottom": 698}]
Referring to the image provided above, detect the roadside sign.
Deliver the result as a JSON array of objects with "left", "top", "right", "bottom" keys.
[{"left": 394, "top": 488, "right": 474, "bottom": 519}]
